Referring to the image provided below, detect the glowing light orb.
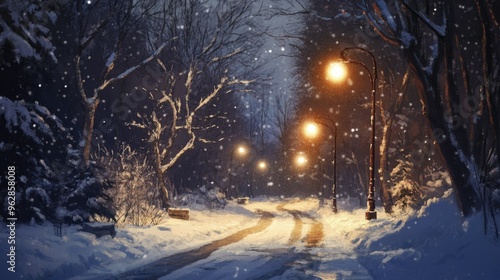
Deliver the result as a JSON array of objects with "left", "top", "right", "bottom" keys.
[
  {"left": 237, "top": 146, "right": 247, "bottom": 155},
  {"left": 295, "top": 154, "right": 308, "bottom": 167},
  {"left": 326, "top": 62, "right": 347, "bottom": 83},
  {"left": 303, "top": 122, "right": 319, "bottom": 138},
  {"left": 257, "top": 160, "right": 267, "bottom": 170}
]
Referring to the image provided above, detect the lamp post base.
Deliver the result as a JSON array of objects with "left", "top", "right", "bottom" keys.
[
  {"left": 332, "top": 198, "right": 338, "bottom": 213},
  {"left": 365, "top": 210, "right": 377, "bottom": 220}
]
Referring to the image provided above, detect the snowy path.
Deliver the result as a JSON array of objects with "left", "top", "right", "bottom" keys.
[
  {"left": 58, "top": 199, "right": 373, "bottom": 280},
  {"left": 110, "top": 210, "right": 275, "bottom": 279},
  {"left": 113, "top": 201, "right": 373, "bottom": 279},
  {"left": 6, "top": 196, "right": 499, "bottom": 280}
]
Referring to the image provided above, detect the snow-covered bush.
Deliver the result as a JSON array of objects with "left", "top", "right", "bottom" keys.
[
  {"left": 172, "top": 185, "right": 226, "bottom": 211},
  {"left": 56, "top": 160, "right": 116, "bottom": 224},
  {"left": 392, "top": 179, "right": 422, "bottom": 212},
  {"left": 390, "top": 157, "right": 423, "bottom": 212},
  {"left": 95, "top": 145, "right": 166, "bottom": 226}
]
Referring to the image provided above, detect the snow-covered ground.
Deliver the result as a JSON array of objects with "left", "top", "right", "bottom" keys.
[{"left": 1, "top": 191, "right": 499, "bottom": 280}]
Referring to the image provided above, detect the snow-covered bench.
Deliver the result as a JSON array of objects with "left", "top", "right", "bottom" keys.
[
  {"left": 237, "top": 197, "right": 249, "bottom": 205},
  {"left": 168, "top": 208, "right": 190, "bottom": 220},
  {"left": 80, "top": 222, "right": 116, "bottom": 238}
]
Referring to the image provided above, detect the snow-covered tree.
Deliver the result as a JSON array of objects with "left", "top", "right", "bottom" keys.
[
  {"left": 354, "top": 0, "right": 500, "bottom": 217},
  {"left": 0, "top": 97, "right": 115, "bottom": 224},
  {"left": 130, "top": 0, "right": 260, "bottom": 207},
  {"left": 0, "top": 0, "right": 59, "bottom": 63},
  {"left": 390, "top": 155, "right": 422, "bottom": 211},
  {"left": 0, "top": 97, "right": 65, "bottom": 222},
  {"left": 55, "top": 154, "right": 116, "bottom": 224}
]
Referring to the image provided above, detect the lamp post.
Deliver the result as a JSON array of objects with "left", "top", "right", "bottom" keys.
[
  {"left": 303, "top": 120, "right": 338, "bottom": 213},
  {"left": 328, "top": 47, "right": 378, "bottom": 220},
  {"left": 294, "top": 153, "right": 308, "bottom": 168},
  {"left": 251, "top": 160, "right": 268, "bottom": 198},
  {"left": 227, "top": 144, "right": 248, "bottom": 199}
]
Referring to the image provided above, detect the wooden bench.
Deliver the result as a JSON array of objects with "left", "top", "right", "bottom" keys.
[
  {"left": 168, "top": 208, "right": 190, "bottom": 220},
  {"left": 80, "top": 222, "right": 116, "bottom": 238},
  {"left": 237, "top": 197, "right": 249, "bottom": 205}
]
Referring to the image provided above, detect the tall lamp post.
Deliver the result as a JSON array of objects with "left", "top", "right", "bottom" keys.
[
  {"left": 327, "top": 47, "right": 378, "bottom": 220},
  {"left": 303, "top": 121, "right": 338, "bottom": 212},
  {"left": 251, "top": 160, "right": 268, "bottom": 198},
  {"left": 227, "top": 144, "right": 248, "bottom": 199}
]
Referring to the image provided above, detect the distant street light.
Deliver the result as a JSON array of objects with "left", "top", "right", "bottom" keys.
[
  {"left": 227, "top": 144, "right": 248, "bottom": 199},
  {"left": 295, "top": 154, "right": 307, "bottom": 167},
  {"left": 327, "top": 47, "right": 378, "bottom": 220},
  {"left": 257, "top": 160, "right": 268, "bottom": 170},
  {"left": 251, "top": 160, "right": 268, "bottom": 198},
  {"left": 294, "top": 153, "right": 308, "bottom": 167},
  {"left": 302, "top": 120, "right": 339, "bottom": 213}
]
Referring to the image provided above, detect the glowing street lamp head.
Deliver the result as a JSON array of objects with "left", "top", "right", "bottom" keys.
[
  {"left": 326, "top": 61, "right": 347, "bottom": 83},
  {"left": 295, "top": 154, "right": 308, "bottom": 167},
  {"left": 257, "top": 160, "right": 267, "bottom": 170},
  {"left": 237, "top": 146, "right": 247, "bottom": 156},
  {"left": 303, "top": 121, "right": 319, "bottom": 139}
]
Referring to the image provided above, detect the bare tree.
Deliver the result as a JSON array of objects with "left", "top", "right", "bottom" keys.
[
  {"left": 272, "top": 91, "right": 296, "bottom": 155},
  {"left": 71, "top": 0, "right": 169, "bottom": 167},
  {"left": 131, "top": 0, "right": 260, "bottom": 207}
]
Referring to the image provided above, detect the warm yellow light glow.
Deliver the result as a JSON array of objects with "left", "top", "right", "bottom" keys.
[
  {"left": 257, "top": 160, "right": 267, "bottom": 170},
  {"left": 326, "top": 62, "right": 347, "bottom": 83},
  {"left": 237, "top": 146, "right": 247, "bottom": 155},
  {"left": 303, "top": 122, "right": 319, "bottom": 138},
  {"left": 295, "top": 154, "right": 308, "bottom": 167}
]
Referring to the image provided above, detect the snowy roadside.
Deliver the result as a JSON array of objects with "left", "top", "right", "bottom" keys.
[
  {"left": 319, "top": 190, "right": 500, "bottom": 280},
  {"left": 2, "top": 194, "right": 500, "bottom": 280},
  {"left": 0, "top": 203, "right": 259, "bottom": 280}
]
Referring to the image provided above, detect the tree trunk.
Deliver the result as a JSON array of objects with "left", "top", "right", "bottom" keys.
[
  {"left": 407, "top": 49, "right": 480, "bottom": 216},
  {"left": 379, "top": 122, "right": 394, "bottom": 213},
  {"left": 152, "top": 141, "right": 170, "bottom": 209},
  {"left": 82, "top": 98, "right": 99, "bottom": 168},
  {"left": 476, "top": 0, "right": 500, "bottom": 173}
]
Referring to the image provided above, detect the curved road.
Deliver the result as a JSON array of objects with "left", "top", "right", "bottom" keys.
[{"left": 102, "top": 201, "right": 372, "bottom": 279}]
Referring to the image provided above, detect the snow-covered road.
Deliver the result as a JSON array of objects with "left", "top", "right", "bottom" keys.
[
  {"left": 4, "top": 194, "right": 498, "bottom": 280},
  {"left": 113, "top": 200, "right": 372, "bottom": 279}
]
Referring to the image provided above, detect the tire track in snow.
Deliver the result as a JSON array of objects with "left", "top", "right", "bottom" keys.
[
  {"left": 277, "top": 204, "right": 303, "bottom": 245},
  {"left": 277, "top": 203, "right": 324, "bottom": 247},
  {"left": 110, "top": 210, "right": 274, "bottom": 280}
]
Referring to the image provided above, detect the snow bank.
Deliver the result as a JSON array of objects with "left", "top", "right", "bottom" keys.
[
  {"left": 322, "top": 190, "right": 500, "bottom": 279},
  {"left": 0, "top": 204, "right": 258, "bottom": 280}
]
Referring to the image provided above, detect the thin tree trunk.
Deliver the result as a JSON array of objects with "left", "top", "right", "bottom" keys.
[
  {"left": 379, "top": 122, "right": 394, "bottom": 213},
  {"left": 153, "top": 141, "right": 170, "bottom": 209},
  {"left": 82, "top": 98, "right": 99, "bottom": 168}
]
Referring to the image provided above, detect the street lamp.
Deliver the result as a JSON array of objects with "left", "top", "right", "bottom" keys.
[
  {"left": 326, "top": 61, "right": 348, "bottom": 83},
  {"left": 251, "top": 160, "right": 268, "bottom": 198},
  {"left": 303, "top": 121, "right": 320, "bottom": 139},
  {"left": 227, "top": 144, "right": 248, "bottom": 199},
  {"left": 327, "top": 47, "right": 378, "bottom": 220},
  {"left": 302, "top": 120, "right": 338, "bottom": 213},
  {"left": 294, "top": 153, "right": 308, "bottom": 167}
]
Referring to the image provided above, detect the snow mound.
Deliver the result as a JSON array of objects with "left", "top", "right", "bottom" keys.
[{"left": 334, "top": 190, "right": 500, "bottom": 279}]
